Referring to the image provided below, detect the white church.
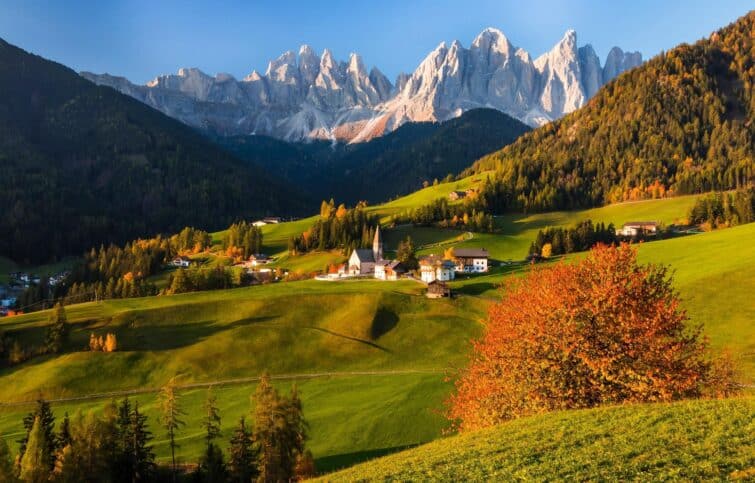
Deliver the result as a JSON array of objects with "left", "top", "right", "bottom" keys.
[{"left": 347, "top": 226, "right": 405, "bottom": 280}]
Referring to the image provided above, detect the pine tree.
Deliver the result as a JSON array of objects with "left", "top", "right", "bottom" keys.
[
  {"left": 252, "top": 375, "right": 308, "bottom": 482},
  {"left": 19, "top": 416, "right": 49, "bottom": 483},
  {"left": 253, "top": 374, "right": 284, "bottom": 482},
  {"left": 129, "top": 402, "right": 154, "bottom": 482},
  {"left": 19, "top": 399, "right": 57, "bottom": 471},
  {"left": 202, "top": 388, "right": 222, "bottom": 449},
  {"left": 158, "top": 377, "right": 185, "bottom": 480},
  {"left": 228, "top": 417, "right": 257, "bottom": 483},
  {"left": 58, "top": 412, "right": 72, "bottom": 448},
  {"left": 114, "top": 398, "right": 135, "bottom": 482},
  {"left": 195, "top": 387, "right": 227, "bottom": 482},
  {"left": 0, "top": 436, "right": 16, "bottom": 483},
  {"left": 44, "top": 303, "right": 68, "bottom": 354}
]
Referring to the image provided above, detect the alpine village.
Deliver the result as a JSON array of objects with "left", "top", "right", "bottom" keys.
[{"left": 0, "top": 3, "right": 753, "bottom": 482}]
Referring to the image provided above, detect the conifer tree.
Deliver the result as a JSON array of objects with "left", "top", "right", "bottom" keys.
[
  {"left": 129, "top": 402, "right": 154, "bottom": 482},
  {"left": 45, "top": 303, "right": 68, "bottom": 354},
  {"left": 19, "top": 399, "right": 57, "bottom": 471},
  {"left": 228, "top": 417, "right": 257, "bottom": 483},
  {"left": 58, "top": 412, "right": 72, "bottom": 449},
  {"left": 0, "top": 436, "right": 16, "bottom": 483},
  {"left": 202, "top": 388, "right": 222, "bottom": 449},
  {"left": 252, "top": 375, "right": 308, "bottom": 482},
  {"left": 19, "top": 417, "right": 49, "bottom": 483},
  {"left": 158, "top": 377, "right": 185, "bottom": 479},
  {"left": 195, "top": 387, "right": 226, "bottom": 482}
]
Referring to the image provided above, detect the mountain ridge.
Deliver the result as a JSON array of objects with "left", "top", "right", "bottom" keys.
[
  {"left": 81, "top": 28, "right": 641, "bottom": 142},
  {"left": 0, "top": 36, "right": 308, "bottom": 263}
]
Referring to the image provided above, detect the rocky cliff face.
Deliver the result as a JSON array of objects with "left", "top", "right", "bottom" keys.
[{"left": 81, "top": 29, "right": 641, "bottom": 142}]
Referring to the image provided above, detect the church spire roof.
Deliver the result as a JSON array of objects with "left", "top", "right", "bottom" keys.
[{"left": 372, "top": 225, "right": 383, "bottom": 262}]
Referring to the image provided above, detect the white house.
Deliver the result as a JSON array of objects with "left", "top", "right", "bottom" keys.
[
  {"left": 170, "top": 256, "right": 191, "bottom": 268},
  {"left": 419, "top": 255, "right": 456, "bottom": 283},
  {"left": 249, "top": 254, "right": 271, "bottom": 266},
  {"left": 451, "top": 248, "right": 489, "bottom": 273},
  {"left": 374, "top": 260, "right": 405, "bottom": 281},
  {"left": 618, "top": 221, "right": 658, "bottom": 237}
]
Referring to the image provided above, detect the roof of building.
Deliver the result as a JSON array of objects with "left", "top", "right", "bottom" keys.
[
  {"left": 378, "top": 260, "right": 403, "bottom": 271},
  {"left": 452, "top": 248, "right": 489, "bottom": 258},
  {"left": 353, "top": 249, "right": 375, "bottom": 263},
  {"left": 623, "top": 221, "right": 658, "bottom": 227},
  {"left": 420, "top": 255, "right": 455, "bottom": 268}
]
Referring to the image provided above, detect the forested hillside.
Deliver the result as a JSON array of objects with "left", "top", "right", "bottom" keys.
[
  {"left": 220, "top": 109, "right": 530, "bottom": 204},
  {"left": 466, "top": 11, "right": 754, "bottom": 212},
  {"left": 0, "top": 38, "right": 307, "bottom": 264}
]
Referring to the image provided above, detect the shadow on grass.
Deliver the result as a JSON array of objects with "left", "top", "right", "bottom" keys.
[
  {"left": 305, "top": 326, "right": 391, "bottom": 353},
  {"left": 121, "top": 315, "right": 279, "bottom": 351},
  {"left": 315, "top": 444, "right": 421, "bottom": 474},
  {"left": 370, "top": 306, "right": 399, "bottom": 339}
]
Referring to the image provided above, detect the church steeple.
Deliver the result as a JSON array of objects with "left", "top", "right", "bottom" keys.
[{"left": 373, "top": 225, "right": 383, "bottom": 262}]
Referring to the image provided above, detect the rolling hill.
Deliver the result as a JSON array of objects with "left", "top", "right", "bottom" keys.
[
  {"left": 219, "top": 108, "right": 530, "bottom": 205},
  {"left": 0, "top": 37, "right": 308, "bottom": 264},
  {"left": 1, "top": 201, "right": 753, "bottom": 471},
  {"left": 319, "top": 396, "right": 755, "bottom": 481},
  {"left": 465, "top": 11, "right": 754, "bottom": 213}
]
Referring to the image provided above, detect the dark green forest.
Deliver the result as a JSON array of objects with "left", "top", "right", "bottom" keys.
[
  {"left": 0, "top": 38, "right": 307, "bottom": 264},
  {"left": 219, "top": 108, "right": 530, "bottom": 205},
  {"left": 466, "top": 12, "right": 754, "bottom": 213}
]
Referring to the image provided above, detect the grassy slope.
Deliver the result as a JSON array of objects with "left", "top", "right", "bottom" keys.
[
  {"left": 0, "top": 373, "right": 450, "bottom": 472},
  {"left": 320, "top": 396, "right": 755, "bottom": 481},
  {"left": 0, "top": 280, "right": 482, "bottom": 469},
  {"left": 1, "top": 187, "right": 750, "bottom": 472}
]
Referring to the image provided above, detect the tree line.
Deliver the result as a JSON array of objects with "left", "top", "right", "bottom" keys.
[
  {"left": 288, "top": 200, "right": 378, "bottom": 255},
  {"left": 688, "top": 188, "right": 755, "bottom": 228},
  {"left": 222, "top": 223, "right": 263, "bottom": 260},
  {"left": 389, "top": 197, "right": 496, "bottom": 233},
  {"left": 529, "top": 220, "right": 619, "bottom": 257},
  {"left": 0, "top": 374, "right": 313, "bottom": 482},
  {"left": 16, "top": 224, "right": 254, "bottom": 311}
]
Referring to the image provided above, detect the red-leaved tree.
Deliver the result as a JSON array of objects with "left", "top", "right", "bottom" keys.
[{"left": 447, "top": 244, "right": 734, "bottom": 432}]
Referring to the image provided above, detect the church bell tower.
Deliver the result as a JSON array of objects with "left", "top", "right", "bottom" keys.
[{"left": 373, "top": 225, "right": 383, "bottom": 262}]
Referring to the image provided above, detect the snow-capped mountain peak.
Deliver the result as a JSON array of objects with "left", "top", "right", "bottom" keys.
[{"left": 81, "top": 27, "right": 642, "bottom": 142}]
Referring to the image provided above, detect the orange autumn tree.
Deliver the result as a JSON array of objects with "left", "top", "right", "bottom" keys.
[{"left": 447, "top": 244, "right": 730, "bottom": 432}]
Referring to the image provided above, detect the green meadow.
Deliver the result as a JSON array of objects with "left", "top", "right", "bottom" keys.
[
  {"left": 321, "top": 396, "right": 755, "bottom": 481},
  {"left": 1, "top": 185, "right": 752, "bottom": 474}
]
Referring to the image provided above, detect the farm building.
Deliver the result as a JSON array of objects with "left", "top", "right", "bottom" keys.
[
  {"left": 170, "top": 256, "right": 191, "bottom": 268},
  {"left": 426, "top": 280, "right": 451, "bottom": 298},
  {"left": 618, "top": 222, "right": 658, "bottom": 237},
  {"left": 375, "top": 260, "right": 405, "bottom": 281},
  {"left": 451, "top": 248, "right": 489, "bottom": 273},
  {"left": 419, "top": 255, "right": 456, "bottom": 283}
]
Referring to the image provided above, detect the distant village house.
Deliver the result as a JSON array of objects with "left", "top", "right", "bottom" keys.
[
  {"left": 618, "top": 222, "right": 658, "bottom": 237},
  {"left": 449, "top": 190, "right": 466, "bottom": 201},
  {"left": 426, "top": 280, "right": 451, "bottom": 299},
  {"left": 170, "top": 256, "right": 191, "bottom": 268},
  {"left": 451, "top": 248, "right": 489, "bottom": 273},
  {"left": 419, "top": 255, "right": 456, "bottom": 283}
]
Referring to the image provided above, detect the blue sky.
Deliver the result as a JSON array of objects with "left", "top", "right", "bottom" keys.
[{"left": 0, "top": 1, "right": 750, "bottom": 84}]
